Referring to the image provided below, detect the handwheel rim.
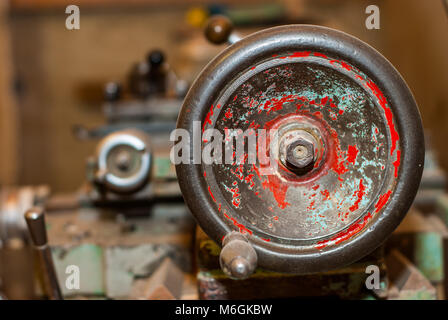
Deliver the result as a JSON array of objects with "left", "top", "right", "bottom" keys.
[{"left": 176, "top": 25, "right": 424, "bottom": 273}]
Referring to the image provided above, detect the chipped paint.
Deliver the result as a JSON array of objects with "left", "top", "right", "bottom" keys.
[{"left": 200, "top": 51, "right": 400, "bottom": 248}]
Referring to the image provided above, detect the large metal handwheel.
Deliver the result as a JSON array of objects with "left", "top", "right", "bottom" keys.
[{"left": 176, "top": 24, "right": 424, "bottom": 275}]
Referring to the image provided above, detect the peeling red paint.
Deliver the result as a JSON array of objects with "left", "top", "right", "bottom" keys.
[
  {"left": 226, "top": 185, "right": 241, "bottom": 208},
  {"left": 313, "top": 52, "right": 327, "bottom": 58},
  {"left": 321, "top": 189, "right": 330, "bottom": 200},
  {"left": 315, "top": 212, "right": 373, "bottom": 249},
  {"left": 307, "top": 200, "right": 316, "bottom": 211},
  {"left": 365, "top": 80, "right": 399, "bottom": 157},
  {"left": 375, "top": 190, "right": 392, "bottom": 213},
  {"left": 223, "top": 213, "right": 253, "bottom": 235},
  {"left": 261, "top": 94, "right": 296, "bottom": 114},
  {"left": 340, "top": 61, "right": 352, "bottom": 71},
  {"left": 349, "top": 179, "right": 366, "bottom": 212},
  {"left": 202, "top": 104, "right": 216, "bottom": 133},
  {"left": 289, "top": 51, "right": 311, "bottom": 58},
  {"left": 325, "top": 54, "right": 401, "bottom": 182},
  {"left": 201, "top": 52, "right": 401, "bottom": 244},
  {"left": 393, "top": 150, "right": 401, "bottom": 177},
  {"left": 253, "top": 164, "right": 291, "bottom": 209},
  {"left": 330, "top": 126, "right": 348, "bottom": 179},
  {"left": 347, "top": 145, "right": 359, "bottom": 164},
  {"left": 313, "top": 111, "right": 323, "bottom": 118},
  {"left": 208, "top": 186, "right": 216, "bottom": 202},
  {"left": 225, "top": 109, "right": 233, "bottom": 119}
]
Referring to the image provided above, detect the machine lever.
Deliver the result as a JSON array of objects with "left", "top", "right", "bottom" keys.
[
  {"left": 220, "top": 232, "right": 257, "bottom": 280},
  {"left": 24, "top": 207, "right": 63, "bottom": 300},
  {"left": 204, "top": 15, "right": 241, "bottom": 45}
]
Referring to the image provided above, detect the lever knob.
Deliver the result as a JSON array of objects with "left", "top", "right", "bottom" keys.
[
  {"left": 204, "top": 15, "right": 234, "bottom": 45},
  {"left": 24, "top": 207, "right": 47, "bottom": 247},
  {"left": 219, "top": 232, "right": 257, "bottom": 280},
  {"left": 24, "top": 207, "right": 63, "bottom": 300}
]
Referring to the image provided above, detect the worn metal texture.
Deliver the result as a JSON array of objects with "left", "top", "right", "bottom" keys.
[
  {"left": 177, "top": 25, "right": 424, "bottom": 274},
  {"left": 196, "top": 227, "right": 387, "bottom": 300},
  {"left": 206, "top": 55, "right": 394, "bottom": 242},
  {"left": 46, "top": 206, "right": 194, "bottom": 298},
  {"left": 389, "top": 209, "right": 446, "bottom": 285},
  {"left": 386, "top": 249, "right": 437, "bottom": 300},
  {"left": 0, "top": 186, "right": 49, "bottom": 244}
]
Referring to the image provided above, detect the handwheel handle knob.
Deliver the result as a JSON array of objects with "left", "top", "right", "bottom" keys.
[
  {"left": 219, "top": 232, "right": 257, "bottom": 280},
  {"left": 204, "top": 15, "right": 235, "bottom": 45}
]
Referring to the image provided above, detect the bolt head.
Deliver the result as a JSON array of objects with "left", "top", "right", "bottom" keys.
[
  {"left": 279, "top": 130, "right": 317, "bottom": 174},
  {"left": 115, "top": 150, "right": 133, "bottom": 171},
  {"left": 286, "top": 139, "right": 315, "bottom": 169}
]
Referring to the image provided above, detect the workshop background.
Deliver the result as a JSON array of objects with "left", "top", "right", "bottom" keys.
[
  {"left": 0, "top": 0, "right": 447, "bottom": 301},
  {"left": 0, "top": 0, "right": 446, "bottom": 192}
]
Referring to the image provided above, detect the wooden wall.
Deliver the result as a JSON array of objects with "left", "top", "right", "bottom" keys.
[{"left": 0, "top": 1, "right": 19, "bottom": 186}]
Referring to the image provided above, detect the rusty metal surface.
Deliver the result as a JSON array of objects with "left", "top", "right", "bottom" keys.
[
  {"left": 0, "top": 186, "right": 49, "bottom": 244},
  {"left": 196, "top": 227, "right": 387, "bottom": 300},
  {"left": 206, "top": 55, "right": 395, "bottom": 242},
  {"left": 176, "top": 25, "right": 424, "bottom": 273}
]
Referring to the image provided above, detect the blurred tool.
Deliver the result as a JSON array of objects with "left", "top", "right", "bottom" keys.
[
  {"left": 0, "top": 186, "right": 49, "bottom": 299},
  {"left": 88, "top": 129, "right": 152, "bottom": 195},
  {"left": 204, "top": 15, "right": 241, "bottom": 45},
  {"left": 24, "top": 207, "right": 63, "bottom": 300},
  {"left": 186, "top": 4, "right": 287, "bottom": 28},
  {"left": 73, "top": 49, "right": 187, "bottom": 141}
]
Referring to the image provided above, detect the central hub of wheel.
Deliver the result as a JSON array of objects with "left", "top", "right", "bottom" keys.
[
  {"left": 266, "top": 114, "right": 328, "bottom": 182},
  {"left": 279, "top": 127, "right": 319, "bottom": 175}
]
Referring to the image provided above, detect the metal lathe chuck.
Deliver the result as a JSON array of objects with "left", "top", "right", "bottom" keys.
[{"left": 89, "top": 129, "right": 152, "bottom": 195}]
